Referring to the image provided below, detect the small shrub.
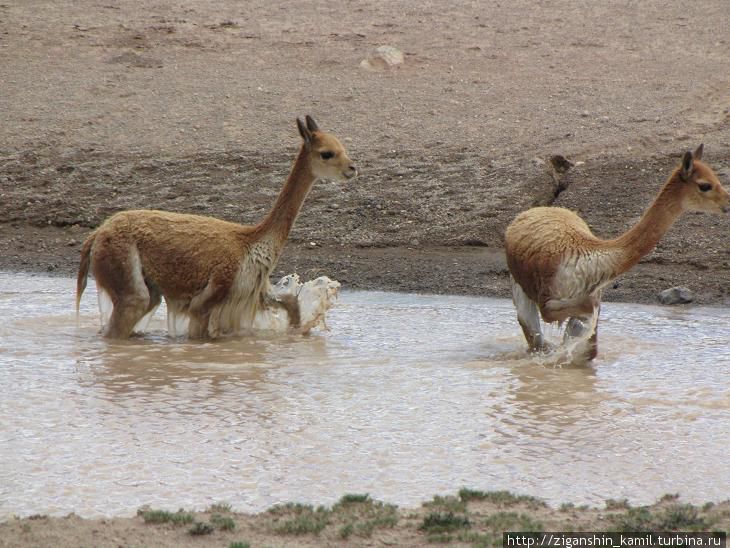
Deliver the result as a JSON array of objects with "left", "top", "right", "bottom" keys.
[
  {"left": 458, "top": 488, "right": 546, "bottom": 508},
  {"left": 610, "top": 507, "right": 654, "bottom": 531},
  {"left": 424, "top": 495, "right": 467, "bottom": 513},
  {"left": 229, "top": 543, "right": 250, "bottom": 548},
  {"left": 483, "top": 511, "right": 543, "bottom": 532},
  {"left": 188, "top": 521, "right": 214, "bottom": 535},
  {"left": 211, "top": 514, "right": 236, "bottom": 531},
  {"left": 656, "top": 504, "right": 707, "bottom": 530},
  {"left": 339, "top": 523, "right": 355, "bottom": 539},
  {"left": 606, "top": 498, "right": 631, "bottom": 510},
  {"left": 419, "top": 512, "right": 471, "bottom": 534},
  {"left": 338, "top": 493, "right": 371, "bottom": 504},
  {"left": 138, "top": 509, "right": 194, "bottom": 525},
  {"left": 270, "top": 504, "right": 330, "bottom": 535},
  {"left": 209, "top": 502, "right": 233, "bottom": 513}
]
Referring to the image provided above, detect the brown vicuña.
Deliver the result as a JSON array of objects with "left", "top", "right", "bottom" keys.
[
  {"left": 76, "top": 116, "right": 357, "bottom": 339},
  {"left": 505, "top": 145, "right": 728, "bottom": 360}
]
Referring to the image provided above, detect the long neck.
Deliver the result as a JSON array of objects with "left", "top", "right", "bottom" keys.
[
  {"left": 607, "top": 174, "right": 684, "bottom": 276},
  {"left": 255, "top": 145, "right": 315, "bottom": 248}
]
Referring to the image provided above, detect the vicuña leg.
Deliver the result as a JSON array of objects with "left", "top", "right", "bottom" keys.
[
  {"left": 188, "top": 275, "right": 230, "bottom": 339},
  {"left": 94, "top": 244, "right": 153, "bottom": 339},
  {"left": 564, "top": 303, "right": 600, "bottom": 360},
  {"left": 511, "top": 279, "right": 550, "bottom": 352}
]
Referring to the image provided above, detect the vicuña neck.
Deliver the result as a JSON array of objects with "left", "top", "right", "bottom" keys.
[
  {"left": 255, "top": 145, "right": 316, "bottom": 249},
  {"left": 608, "top": 173, "right": 684, "bottom": 276}
]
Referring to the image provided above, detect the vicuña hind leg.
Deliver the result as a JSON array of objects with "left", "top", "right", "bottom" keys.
[
  {"left": 94, "top": 243, "right": 152, "bottom": 339},
  {"left": 511, "top": 279, "right": 550, "bottom": 352},
  {"left": 564, "top": 304, "right": 600, "bottom": 360}
]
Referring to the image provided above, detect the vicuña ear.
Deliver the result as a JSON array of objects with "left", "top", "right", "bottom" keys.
[
  {"left": 305, "top": 115, "right": 319, "bottom": 132},
  {"left": 693, "top": 143, "right": 704, "bottom": 161},
  {"left": 297, "top": 117, "right": 312, "bottom": 145},
  {"left": 681, "top": 150, "right": 694, "bottom": 180}
]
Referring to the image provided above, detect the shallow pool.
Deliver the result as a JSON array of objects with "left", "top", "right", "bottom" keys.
[{"left": 0, "top": 272, "right": 727, "bottom": 517}]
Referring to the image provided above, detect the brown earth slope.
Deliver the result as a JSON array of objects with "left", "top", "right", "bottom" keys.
[{"left": 2, "top": 1, "right": 730, "bottom": 303}]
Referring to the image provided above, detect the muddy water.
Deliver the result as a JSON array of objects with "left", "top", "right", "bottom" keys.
[{"left": 0, "top": 272, "right": 728, "bottom": 518}]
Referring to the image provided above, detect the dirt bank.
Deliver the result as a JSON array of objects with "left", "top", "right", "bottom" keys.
[
  {"left": 2, "top": 0, "right": 730, "bottom": 304},
  {"left": 1, "top": 492, "right": 728, "bottom": 548}
]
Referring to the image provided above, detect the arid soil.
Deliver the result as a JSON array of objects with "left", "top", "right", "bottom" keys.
[
  {"left": 1, "top": 1, "right": 730, "bottom": 545},
  {"left": 1, "top": 493, "right": 728, "bottom": 548},
  {"left": 2, "top": 1, "right": 730, "bottom": 303}
]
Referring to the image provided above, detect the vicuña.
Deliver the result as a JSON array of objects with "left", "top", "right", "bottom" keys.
[
  {"left": 76, "top": 115, "right": 357, "bottom": 339},
  {"left": 505, "top": 145, "right": 728, "bottom": 360}
]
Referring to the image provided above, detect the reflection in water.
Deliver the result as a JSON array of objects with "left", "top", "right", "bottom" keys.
[{"left": 0, "top": 273, "right": 728, "bottom": 518}]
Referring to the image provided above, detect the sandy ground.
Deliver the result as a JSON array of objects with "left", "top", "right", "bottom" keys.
[
  {"left": 2, "top": 0, "right": 730, "bottom": 303},
  {"left": 1, "top": 494, "right": 728, "bottom": 548},
  {"left": 1, "top": 1, "right": 730, "bottom": 545}
]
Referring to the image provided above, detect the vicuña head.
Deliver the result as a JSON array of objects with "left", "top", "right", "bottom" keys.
[
  {"left": 505, "top": 144, "right": 728, "bottom": 362},
  {"left": 676, "top": 144, "right": 727, "bottom": 213},
  {"left": 297, "top": 115, "right": 357, "bottom": 181},
  {"left": 76, "top": 115, "right": 356, "bottom": 339}
]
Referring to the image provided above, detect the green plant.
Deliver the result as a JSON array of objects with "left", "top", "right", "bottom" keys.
[
  {"left": 270, "top": 504, "right": 330, "bottom": 535},
  {"left": 419, "top": 512, "right": 471, "bottom": 534},
  {"left": 211, "top": 514, "right": 236, "bottom": 531},
  {"left": 229, "top": 543, "right": 251, "bottom": 548},
  {"left": 188, "top": 521, "right": 214, "bottom": 535},
  {"left": 209, "top": 502, "right": 233, "bottom": 513},
  {"left": 483, "top": 511, "right": 543, "bottom": 532},
  {"left": 656, "top": 504, "right": 707, "bottom": 530},
  {"left": 458, "top": 488, "right": 546, "bottom": 508},
  {"left": 138, "top": 509, "right": 194, "bottom": 525},
  {"left": 610, "top": 507, "right": 654, "bottom": 531},
  {"left": 338, "top": 493, "right": 371, "bottom": 504},
  {"left": 605, "top": 498, "right": 631, "bottom": 510},
  {"left": 424, "top": 495, "right": 467, "bottom": 513}
]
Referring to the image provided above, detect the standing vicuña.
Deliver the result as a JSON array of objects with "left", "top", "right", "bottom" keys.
[
  {"left": 76, "top": 116, "right": 357, "bottom": 339},
  {"left": 505, "top": 145, "right": 728, "bottom": 360}
]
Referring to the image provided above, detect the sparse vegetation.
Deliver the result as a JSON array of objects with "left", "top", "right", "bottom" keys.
[
  {"left": 420, "top": 512, "right": 471, "bottom": 533},
  {"left": 605, "top": 498, "right": 631, "bottom": 510},
  {"left": 209, "top": 502, "right": 233, "bottom": 513},
  {"left": 5, "top": 492, "right": 727, "bottom": 548},
  {"left": 210, "top": 513, "right": 236, "bottom": 531},
  {"left": 138, "top": 508, "right": 194, "bottom": 525},
  {"left": 483, "top": 511, "right": 543, "bottom": 532},
  {"left": 188, "top": 521, "right": 214, "bottom": 535},
  {"left": 458, "top": 488, "right": 546, "bottom": 508},
  {"left": 268, "top": 503, "right": 330, "bottom": 535},
  {"left": 610, "top": 503, "right": 709, "bottom": 532},
  {"left": 332, "top": 492, "right": 399, "bottom": 538},
  {"left": 337, "top": 493, "right": 371, "bottom": 504},
  {"left": 424, "top": 494, "right": 467, "bottom": 513}
]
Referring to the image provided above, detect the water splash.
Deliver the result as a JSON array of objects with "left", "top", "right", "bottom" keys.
[
  {"left": 96, "top": 274, "right": 340, "bottom": 338},
  {"left": 533, "top": 307, "right": 600, "bottom": 367}
]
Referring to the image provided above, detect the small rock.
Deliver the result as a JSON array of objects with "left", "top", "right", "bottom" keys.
[
  {"left": 360, "top": 45, "right": 404, "bottom": 71},
  {"left": 548, "top": 154, "right": 573, "bottom": 174},
  {"left": 658, "top": 286, "right": 693, "bottom": 305}
]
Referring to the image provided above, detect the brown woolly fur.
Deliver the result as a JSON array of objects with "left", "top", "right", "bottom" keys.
[
  {"left": 505, "top": 144, "right": 728, "bottom": 360},
  {"left": 76, "top": 116, "right": 357, "bottom": 339}
]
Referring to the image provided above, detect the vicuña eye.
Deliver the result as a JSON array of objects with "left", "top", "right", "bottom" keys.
[
  {"left": 698, "top": 182, "right": 712, "bottom": 192},
  {"left": 320, "top": 151, "right": 334, "bottom": 160}
]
